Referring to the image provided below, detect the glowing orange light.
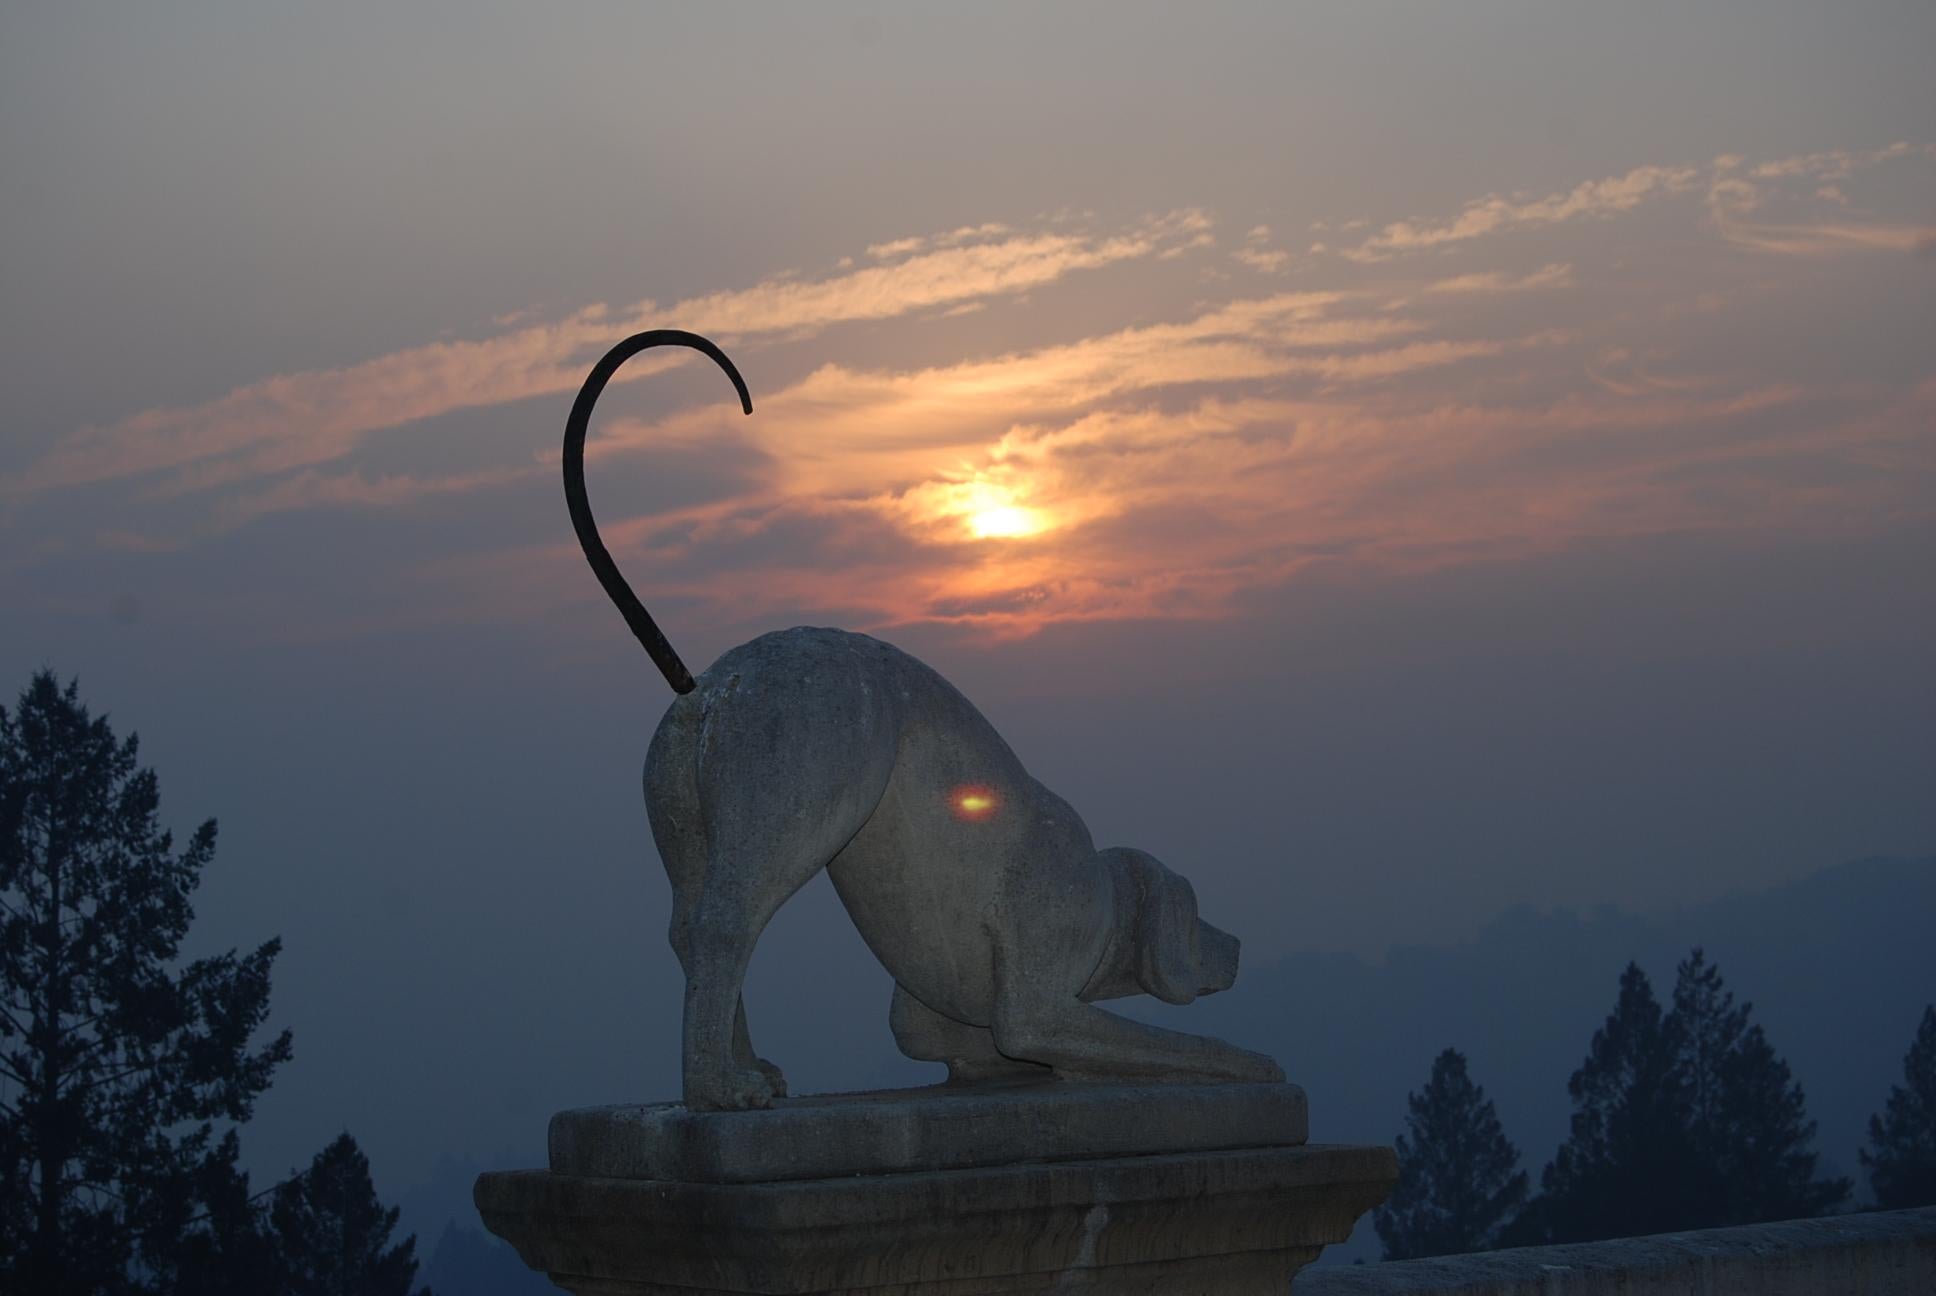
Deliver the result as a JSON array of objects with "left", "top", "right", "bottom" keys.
[
  {"left": 951, "top": 785, "right": 999, "bottom": 820},
  {"left": 968, "top": 504, "right": 1045, "bottom": 540}
]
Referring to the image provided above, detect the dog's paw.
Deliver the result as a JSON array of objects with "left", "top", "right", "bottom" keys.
[
  {"left": 685, "top": 1064, "right": 783, "bottom": 1111},
  {"left": 753, "top": 1056, "right": 789, "bottom": 1099}
]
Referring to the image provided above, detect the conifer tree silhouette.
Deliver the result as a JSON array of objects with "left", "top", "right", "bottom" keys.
[
  {"left": 1513, "top": 951, "right": 1845, "bottom": 1244},
  {"left": 1373, "top": 1048, "right": 1527, "bottom": 1259},
  {"left": 1862, "top": 1005, "right": 1936, "bottom": 1209},
  {"left": 271, "top": 1133, "right": 429, "bottom": 1296},
  {"left": 0, "top": 671, "right": 292, "bottom": 1294},
  {"left": 1515, "top": 962, "right": 1692, "bottom": 1244},
  {"left": 0, "top": 671, "right": 428, "bottom": 1294},
  {"left": 1672, "top": 949, "right": 1847, "bottom": 1224}
]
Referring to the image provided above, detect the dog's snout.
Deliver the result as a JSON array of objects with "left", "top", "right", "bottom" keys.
[{"left": 1195, "top": 920, "right": 1240, "bottom": 995}]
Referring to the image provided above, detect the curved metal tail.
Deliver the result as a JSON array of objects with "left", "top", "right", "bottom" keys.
[{"left": 563, "top": 329, "right": 752, "bottom": 695}]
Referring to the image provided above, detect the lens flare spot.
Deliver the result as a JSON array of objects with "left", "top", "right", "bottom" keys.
[{"left": 951, "top": 785, "right": 999, "bottom": 820}]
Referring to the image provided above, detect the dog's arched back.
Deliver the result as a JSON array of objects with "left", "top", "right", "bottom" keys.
[{"left": 562, "top": 330, "right": 753, "bottom": 694}]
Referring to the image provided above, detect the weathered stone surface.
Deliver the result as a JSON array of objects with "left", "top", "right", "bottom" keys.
[
  {"left": 645, "top": 626, "right": 1282, "bottom": 1111},
  {"left": 1293, "top": 1205, "right": 1936, "bottom": 1295},
  {"left": 478, "top": 1141, "right": 1397, "bottom": 1296},
  {"left": 550, "top": 1080, "right": 1308, "bottom": 1183}
]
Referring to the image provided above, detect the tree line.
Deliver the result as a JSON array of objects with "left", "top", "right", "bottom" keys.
[
  {"left": 2, "top": 672, "right": 427, "bottom": 1295},
  {"left": 1373, "top": 952, "right": 1936, "bottom": 1260}
]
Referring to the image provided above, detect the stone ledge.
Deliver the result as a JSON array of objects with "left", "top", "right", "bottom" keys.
[
  {"left": 479, "top": 1142, "right": 1396, "bottom": 1295},
  {"left": 1295, "top": 1205, "right": 1936, "bottom": 1295},
  {"left": 549, "top": 1081, "right": 1308, "bottom": 1183}
]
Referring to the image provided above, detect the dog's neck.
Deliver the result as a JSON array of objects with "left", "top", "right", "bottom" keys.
[{"left": 1079, "top": 856, "right": 1143, "bottom": 1003}]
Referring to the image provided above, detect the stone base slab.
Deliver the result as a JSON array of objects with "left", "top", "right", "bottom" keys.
[
  {"left": 549, "top": 1081, "right": 1309, "bottom": 1183},
  {"left": 476, "top": 1142, "right": 1397, "bottom": 1296}
]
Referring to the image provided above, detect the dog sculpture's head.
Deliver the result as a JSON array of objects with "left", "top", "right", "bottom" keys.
[{"left": 1088, "top": 847, "right": 1241, "bottom": 1006}]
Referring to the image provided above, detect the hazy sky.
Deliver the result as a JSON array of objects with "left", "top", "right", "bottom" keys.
[{"left": 4, "top": 2, "right": 1932, "bottom": 1199}]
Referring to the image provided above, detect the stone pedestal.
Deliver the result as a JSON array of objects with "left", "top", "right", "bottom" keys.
[{"left": 476, "top": 1082, "right": 1395, "bottom": 1296}]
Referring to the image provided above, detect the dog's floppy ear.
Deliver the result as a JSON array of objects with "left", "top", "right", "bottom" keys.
[{"left": 1113, "top": 847, "right": 1203, "bottom": 1006}]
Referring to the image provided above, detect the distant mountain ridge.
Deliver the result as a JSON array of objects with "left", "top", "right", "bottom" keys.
[{"left": 1131, "top": 855, "right": 1934, "bottom": 1259}]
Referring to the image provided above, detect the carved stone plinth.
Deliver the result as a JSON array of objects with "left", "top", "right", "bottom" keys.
[{"left": 476, "top": 1083, "right": 1395, "bottom": 1296}]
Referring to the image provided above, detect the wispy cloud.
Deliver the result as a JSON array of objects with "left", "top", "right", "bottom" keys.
[
  {"left": 12, "top": 212, "right": 1213, "bottom": 496},
  {"left": 1234, "top": 246, "right": 1292, "bottom": 274},
  {"left": 1708, "top": 171, "right": 1936, "bottom": 256},
  {"left": 1343, "top": 165, "right": 1702, "bottom": 261},
  {"left": 15, "top": 142, "right": 1932, "bottom": 644},
  {"left": 220, "top": 465, "right": 540, "bottom": 526},
  {"left": 866, "top": 222, "right": 1014, "bottom": 260},
  {"left": 585, "top": 292, "right": 1489, "bottom": 494},
  {"left": 468, "top": 366, "right": 1928, "bottom": 639},
  {"left": 1427, "top": 263, "right": 1575, "bottom": 294},
  {"left": 1342, "top": 141, "right": 1930, "bottom": 264},
  {"left": 1742, "top": 140, "right": 1921, "bottom": 181},
  {"left": 1233, "top": 224, "right": 1292, "bottom": 273}
]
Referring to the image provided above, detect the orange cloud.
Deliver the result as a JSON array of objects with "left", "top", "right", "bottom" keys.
[
  {"left": 1427, "top": 263, "right": 1575, "bottom": 294},
  {"left": 220, "top": 465, "right": 541, "bottom": 526},
  {"left": 17, "top": 143, "right": 1931, "bottom": 650},
  {"left": 1341, "top": 142, "right": 1929, "bottom": 264},
  {"left": 1233, "top": 228, "right": 1293, "bottom": 274},
  {"left": 11, "top": 212, "right": 1211, "bottom": 496},
  {"left": 478, "top": 370, "right": 1934, "bottom": 643},
  {"left": 589, "top": 292, "right": 1514, "bottom": 500},
  {"left": 1706, "top": 156, "right": 1936, "bottom": 255},
  {"left": 1746, "top": 141, "right": 1920, "bottom": 181},
  {"left": 1342, "top": 165, "right": 1702, "bottom": 261}
]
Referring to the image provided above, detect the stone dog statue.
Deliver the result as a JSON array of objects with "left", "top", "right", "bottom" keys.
[{"left": 565, "top": 331, "right": 1284, "bottom": 1112}]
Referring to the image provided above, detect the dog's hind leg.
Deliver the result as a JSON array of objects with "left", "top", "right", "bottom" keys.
[
  {"left": 732, "top": 999, "right": 783, "bottom": 1094},
  {"left": 647, "top": 694, "right": 709, "bottom": 965},
  {"left": 649, "top": 697, "right": 787, "bottom": 1100},
  {"left": 890, "top": 984, "right": 1049, "bottom": 1084},
  {"left": 680, "top": 823, "right": 876, "bottom": 1109},
  {"left": 675, "top": 909, "right": 784, "bottom": 1095},
  {"left": 648, "top": 699, "right": 786, "bottom": 1098},
  {"left": 676, "top": 646, "right": 899, "bottom": 1110},
  {"left": 680, "top": 882, "right": 787, "bottom": 1111},
  {"left": 673, "top": 887, "right": 786, "bottom": 1102},
  {"left": 986, "top": 919, "right": 1285, "bottom": 1085}
]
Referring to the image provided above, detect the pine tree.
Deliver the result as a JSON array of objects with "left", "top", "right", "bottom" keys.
[
  {"left": 1672, "top": 948, "right": 1744, "bottom": 1157},
  {"left": 0, "top": 671, "right": 293, "bottom": 1295},
  {"left": 1519, "top": 962, "right": 1696, "bottom": 1244},
  {"left": 143, "top": 1130, "right": 285, "bottom": 1295},
  {"left": 1708, "top": 1023, "right": 1850, "bottom": 1221},
  {"left": 270, "top": 1132, "right": 429, "bottom": 1296},
  {"left": 1373, "top": 1048, "right": 1528, "bottom": 1259},
  {"left": 1672, "top": 949, "right": 1847, "bottom": 1225},
  {"left": 1515, "top": 951, "right": 1847, "bottom": 1245},
  {"left": 1862, "top": 1005, "right": 1936, "bottom": 1209}
]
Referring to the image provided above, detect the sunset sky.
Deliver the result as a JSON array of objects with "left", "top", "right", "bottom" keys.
[{"left": 4, "top": 2, "right": 1933, "bottom": 1201}]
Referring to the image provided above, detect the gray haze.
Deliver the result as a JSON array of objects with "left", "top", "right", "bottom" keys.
[{"left": 2, "top": 0, "right": 1932, "bottom": 1253}]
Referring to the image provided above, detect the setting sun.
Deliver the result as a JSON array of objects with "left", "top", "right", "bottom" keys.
[
  {"left": 885, "top": 474, "right": 1066, "bottom": 550},
  {"left": 968, "top": 505, "right": 1045, "bottom": 540}
]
